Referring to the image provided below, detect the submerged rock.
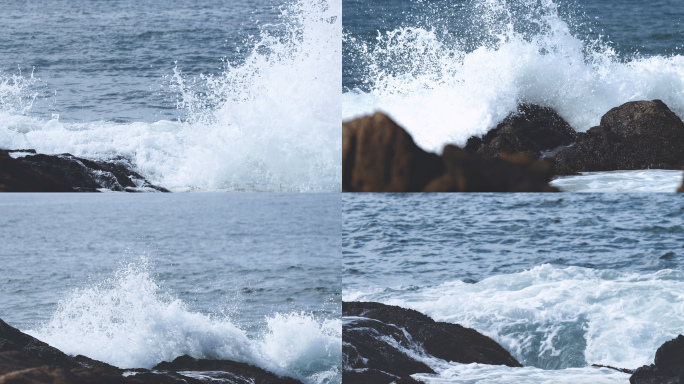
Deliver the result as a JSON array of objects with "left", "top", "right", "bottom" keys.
[
  {"left": 631, "top": 335, "right": 684, "bottom": 384},
  {"left": 342, "top": 301, "right": 520, "bottom": 384},
  {"left": 0, "top": 149, "right": 168, "bottom": 192},
  {"left": 554, "top": 100, "right": 684, "bottom": 172},
  {"left": 465, "top": 104, "right": 576, "bottom": 159},
  {"left": 342, "top": 113, "right": 558, "bottom": 192},
  {"left": 0, "top": 318, "right": 302, "bottom": 384}
]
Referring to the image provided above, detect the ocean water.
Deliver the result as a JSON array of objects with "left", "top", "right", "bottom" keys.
[
  {"left": 0, "top": 193, "right": 341, "bottom": 384},
  {"left": 342, "top": 0, "right": 684, "bottom": 191},
  {"left": 343, "top": 193, "right": 684, "bottom": 383},
  {"left": 0, "top": 0, "right": 341, "bottom": 192}
]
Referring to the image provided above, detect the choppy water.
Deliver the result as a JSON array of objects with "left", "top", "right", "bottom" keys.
[
  {"left": 0, "top": 193, "right": 341, "bottom": 384},
  {"left": 342, "top": 0, "right": 684, "bottom": 195},
  {"left": 343, "top": 193, "right": 684, "bottom": 383},
  {"left": 0, "top": 0, "right": 341, "bottom": 192}
]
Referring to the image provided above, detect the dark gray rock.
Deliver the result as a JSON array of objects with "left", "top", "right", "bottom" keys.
[{"left": 631, "top": 335, "right": 684, "bottom": 384}]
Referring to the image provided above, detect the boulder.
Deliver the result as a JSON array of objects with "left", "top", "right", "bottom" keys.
[
  {"left": 342, "top": 113, "right": 558, "bottom": 192},
  {"left": 554, "top": 100, "right": 684, "bottom": 172},
  {"left": 342, "top": 113, "right": 445, "bottom": 192},
  {"left": 465, "top": 104, "right": 576, "bottom": 159},
  {"left": 631, "top": 335, "right": 684, "bottom": 384},
  {"left": 343, "top": 302, "right": 521, "bottom": 367}
]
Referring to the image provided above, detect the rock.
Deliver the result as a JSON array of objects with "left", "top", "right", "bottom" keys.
[
  {"left": 344, "top": 302, "right": 521, "bottom": 368},
  {"left": 0, "top": 318, "right": 82, "bottom": 370},
  {"left": 678, "top": 170, "right": 684, "bottom": 192},
  {"left": 0, "top": 150, "right": 75, "bottom": 192},
  {"left": 554, "top": 100, "right": 684, "bottom": 172},
  {"left": 424, "top": 146, "right": 558, "bottom": 192},
  {"left": 465, "top": 104, "right": 576, "bottom": 159},
  {"left": 16, "top": 153, "right": 169, "bottom": 192},
  {"left": 342, "top": 112, "right": 445, "bottom": 192},
  {"left": 342, "top": 113, "right": 559, "bottom": 192},
  {"left": 342, "top": 370, "right": 426, "bottom": 384},
  {"left": 343, "top": 317, "right": 434, "bottom": 384},
  {"left": 631, "top": 335, "right": 684, "bottom": 384},
  {"left": 153, "top": 355, "right": 304, "bottom": 384}
]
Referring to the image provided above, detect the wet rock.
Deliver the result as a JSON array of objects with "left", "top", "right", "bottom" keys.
[
  {"left": 0, "top": 150, "right": 75, "bottom": 192},
  {"left": 554, "top": 100, "right": 684, "bottom": 172},
  {"left": 344, "top": 302, "right": 521, "bottom": 368},
  {"left": 342, "top": 370, "right": 425, "bottom": 384},
  {"left": 631, "top": 335, "right": 684, "bottom": 384},
  {"left": 342, "top": 112, "right": 445, "bottom": 192},
  {"left": 342, "top": 113, "right": 558, "bottom": 192},
  {"left": 0, "top": 318, "right": 81, "bottom": 370},
  {"left": 343, "top": 317, "right": 434, "bottom": 384},
  {"left": 153, "top": 355, "right": 304, "bottom": 384},
  {"left": 465, "top": 104, "right": 576, "bottom": 159},
  {"left": 16, "top": 153, "right": 169, "bottom": 192}
]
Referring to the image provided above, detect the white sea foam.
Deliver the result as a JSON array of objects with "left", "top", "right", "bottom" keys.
[
  {"left": 343, "top": 0, "right": 684, "bottom": 153},
  {"left": 0, "top": 0, "right": 341, "bottom": 192},
  {"left": 28, "top": 261, "right": 341, "bottom": 384},
  {"left": 344, "top": 265, "right": 684, "bottom": 372},
  {"left": 551, "top": 170, "right": 684, "bottom": 192}
]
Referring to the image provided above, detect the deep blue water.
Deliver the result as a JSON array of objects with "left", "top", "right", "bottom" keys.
[
  {"left": 343, "top": 193, "right": 684, "bottom": 290},
  {"left": 0, "top": 0, "right": 278, "bottom": 123}
]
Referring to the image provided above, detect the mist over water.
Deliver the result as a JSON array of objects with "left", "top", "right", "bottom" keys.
[
  {"left": 0, "top": 0, "right": 341, "bottom": 192},
  {"left": 343, "top": 0, "right": 684, "bottom": 152}
]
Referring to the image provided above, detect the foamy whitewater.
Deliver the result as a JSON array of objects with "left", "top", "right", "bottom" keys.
[
  {"left": 0, "top": 0, "right": 341, "bottom": 192},
  {"left": 29, "top": 262, "right": 341, "bottom": 384},
  {"left": 342, "top": 0, "right": 684, "bottom": 191},
  {"left": 0, "top": 193, "right": 342, "bottom": 384},
  {"left": 343, "top": 193, "right": 684, "bottom": 383}
]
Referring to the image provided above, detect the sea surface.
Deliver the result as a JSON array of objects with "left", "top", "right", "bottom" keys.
[
  {"left": 0, "top": 0, "right": 341, "bottom": 192},
  {"left": 343, "top": 193, "right": 684, "bottom": 383},
  {"left": 342, "top": 0, "right": 684, "bottom": 191},
  {"left": 0, "top": 193, "right": 341, "bottom": 384}
]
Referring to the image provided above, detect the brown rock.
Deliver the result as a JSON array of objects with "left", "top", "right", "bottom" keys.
[
  {"left": 342, "top": 113, "right": 445, "bottom": 192},
  {"left": 423, "top": 146, "right": 558, "bottom": 192}
]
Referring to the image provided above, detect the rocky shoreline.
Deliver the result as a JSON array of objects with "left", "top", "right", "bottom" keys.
[
  {"left": 343, "top": 100, "right": 684, "bottom": 192},
  {"left": 0, "top": 150, "right": 168, "bottom": 192},
  {"left": 343, "top": 301, "right": 684, "bottom": 384},
  {"left": 0, "top": 318, "right": 301, "bottom": 384}
]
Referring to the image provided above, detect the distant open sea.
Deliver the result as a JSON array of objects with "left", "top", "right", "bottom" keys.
[
  {"left": 0, "top": 193, "right": 341, "bottom": 384},
  {"left": 343, "top": 0, "right": 684, "bottom": 192},
  {"left": 344, "top": 193, "right": 684, "bottom": 383},
  {"left": 0, "top": 0, "right": 341, "bottom": 192}
]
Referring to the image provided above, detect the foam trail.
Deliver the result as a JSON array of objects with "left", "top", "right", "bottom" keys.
[
  {"left": 28, "top": 261, "right": 341, "bottom": 384},
  {"left": 343, "top": 0, "right": 684, "bottom": 151},
  {"left": 345, "top": 265, "right": 684, "bottom": 371},
  {"left": 551, "top": 170, "right": 684, "bottom": 192},
  {"left": 0, "top": 0, "right": 341, "bottom": 192}
]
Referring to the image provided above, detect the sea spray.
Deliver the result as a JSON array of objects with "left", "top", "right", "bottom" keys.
[
  {"left": 29, "top": 261, "right": 342, "bottom": 384},
  {"left": 343, "top": 0, "right": 684, "bottom": 151},
  {"left": 344, "top": 265, "right": 684, "bottom": 371},
  {"left": 0, "top": 0, "right": 341, "bottom": 192}
]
